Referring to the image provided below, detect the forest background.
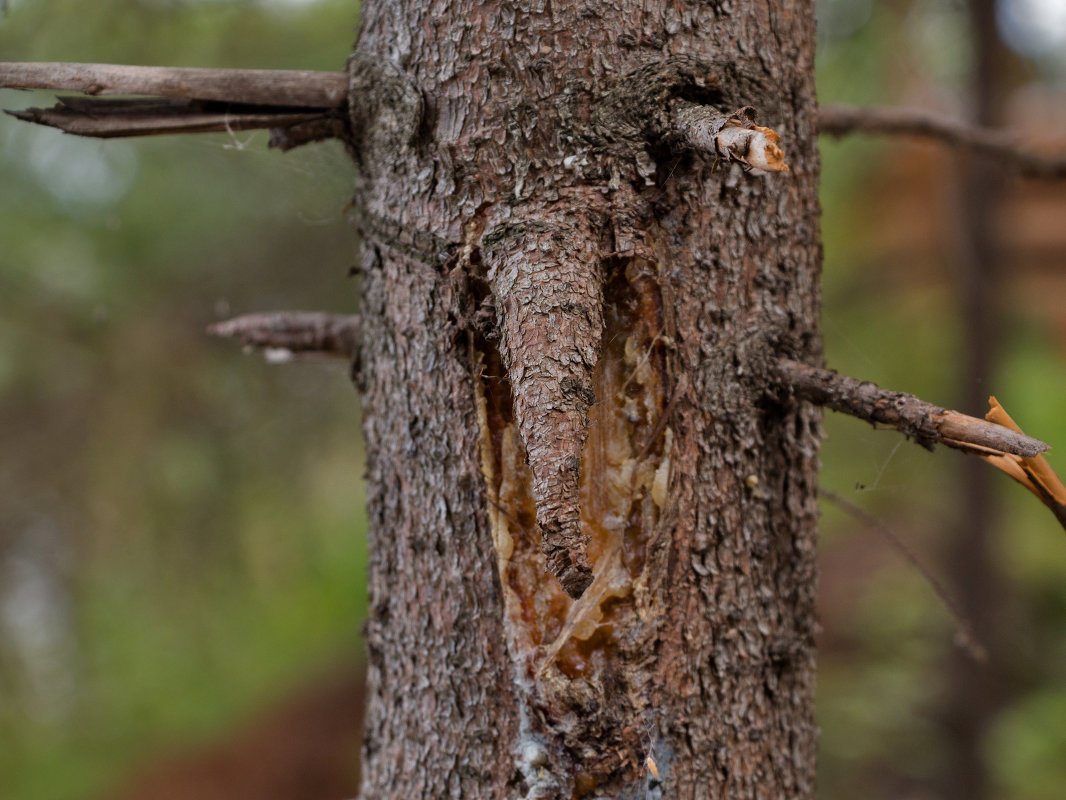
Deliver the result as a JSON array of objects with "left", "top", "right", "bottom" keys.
[{"left": 1, "top": 0, "right": 1065, "bottom": 799}]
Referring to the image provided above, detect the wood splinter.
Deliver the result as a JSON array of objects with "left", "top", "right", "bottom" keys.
[{"left": 978, "top": 397, "right": 1066, "bottom": 530}]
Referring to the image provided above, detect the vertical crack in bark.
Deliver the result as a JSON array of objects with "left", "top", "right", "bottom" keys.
[{"left": 472, "top": 231, "right": 675, "bottom": 796}]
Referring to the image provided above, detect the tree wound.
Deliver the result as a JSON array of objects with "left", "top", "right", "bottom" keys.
[{"left": 480, "top": 201, "right": 604, "bottom": 599}]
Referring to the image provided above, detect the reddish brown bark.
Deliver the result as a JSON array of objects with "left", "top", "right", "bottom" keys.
[{"left": 351, "top": 1, "right": 822, "bottom": 797}]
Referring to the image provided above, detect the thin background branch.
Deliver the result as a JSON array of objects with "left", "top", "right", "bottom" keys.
[
  {"left": 820, "top": 488, "right": 987, "bottom": 663},
  {"left": 819, "top": 103, "right": 1066, "bottom": 179}
]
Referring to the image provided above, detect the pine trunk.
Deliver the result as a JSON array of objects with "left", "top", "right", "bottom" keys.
[{"left": 350, "top": 1, "right": 823, "bottom": 797}]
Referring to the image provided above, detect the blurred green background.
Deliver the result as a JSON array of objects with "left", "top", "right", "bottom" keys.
[{"left": 1, "top": 1, "right": 1065, "bottom": 799}]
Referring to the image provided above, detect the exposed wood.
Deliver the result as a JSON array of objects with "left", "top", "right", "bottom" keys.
[
  {"left": 672, "top": 102, "right": 790, "bottom": 172},
  {"left": 208, "top": 311, "right": 361, "bottom": 362},
  {"left": 0, "top": 62, "right": 348, "bottom": 108},
  {"left": 980, "top": 397, "right": 1066, "bottom": 531},
  {"left": 778, "top": 359, "right": 1048, "bottom": 458},
  {"left": 7, "top": 97, "right": 338, "bottom": 140},
  {"left": 819, "top": 103, "right": 1066, "bottom": 179}
]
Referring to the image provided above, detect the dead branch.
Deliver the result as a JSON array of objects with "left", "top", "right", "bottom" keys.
[
  {"left": 777, "top": 359, "right": 1048, "bottom": 458},
  {"left": 819, "top": 487, "right": 987, "bottom": 663},
  {"left": 818, "top": 103, "right": 1066, "bottom": 179},
  {"left": 1, "top": 62, "right": 350, "bottom": 147},
  {"left": 208, "top": 312, "right": 361, "bottom": 365},
  {"left": 671, "top": 101, "right": 790, "bottom": 172},
  {"left": 0, "top": 62, "right": 348, "bottom": 108},
  {"left": 7, "top": 97, "right": 338, "bottom": 140}
]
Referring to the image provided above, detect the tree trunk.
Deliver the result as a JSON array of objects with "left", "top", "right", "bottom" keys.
[{"left": 350, "top": 1, "right": 822, "bottom": 797}]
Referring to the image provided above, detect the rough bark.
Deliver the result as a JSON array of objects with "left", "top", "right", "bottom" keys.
[{"left": 350, "top": 1, "right": 822, "bottom": 797}]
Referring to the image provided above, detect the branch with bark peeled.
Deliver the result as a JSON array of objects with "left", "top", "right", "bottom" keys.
[
  {"left": 778, "top": 359, "right": 1047, "bottom": 457},
  {"left": 0, "top": 62, "right": 347, "bottom": 106}
]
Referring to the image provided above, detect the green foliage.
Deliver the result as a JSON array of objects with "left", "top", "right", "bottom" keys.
[{"left": 0, "top": 2, "right": 366, "bottom": 798}]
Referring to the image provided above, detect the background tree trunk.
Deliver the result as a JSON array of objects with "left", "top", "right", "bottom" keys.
[
  {"left": 941, "top": 0, "right": 1013, "bottom": 797},
  {"left": 350, "top": 1, "right": 823, "bottom": 797}
]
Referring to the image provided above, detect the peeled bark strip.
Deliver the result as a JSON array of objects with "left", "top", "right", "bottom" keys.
[{"left": 481, "top": 201, "right": 604, "bottom": 598}]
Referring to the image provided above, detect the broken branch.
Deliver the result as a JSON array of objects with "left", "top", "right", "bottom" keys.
[
  {"left": 818, "top": 103, "right": 1066, "bottom": 179},
  {"left": 671, "top": 101, "right": 790, "bottom": 172},
  {"left": 0, "top": 62, "right": 348, "bottom": 108},
  {"left": 208, "top": 311, "right": 361, "bottom": 363},
  {"left": 777, "top": 359, "right": 1048, "bottom": 458}
]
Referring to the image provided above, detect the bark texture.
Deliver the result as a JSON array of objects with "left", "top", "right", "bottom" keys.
[{"left": 350, "top": 1, "right": 822, "bottom": 797}]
